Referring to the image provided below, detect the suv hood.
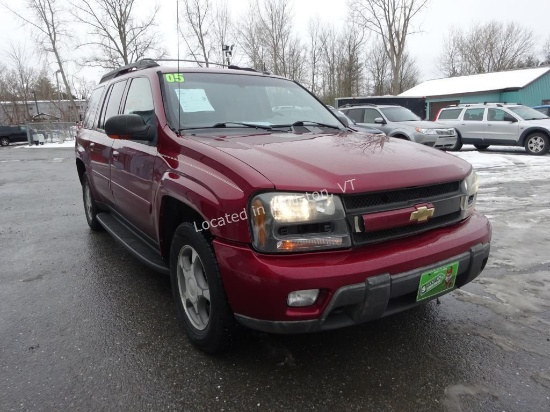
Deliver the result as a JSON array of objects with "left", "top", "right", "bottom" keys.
[
  {"left": 400, "top": 120, "right": 452, "bottom": 129},
  {"left": 189, "top": 131, "right": 470, "bottom": 193},
  {"left": 523, "top": 119, "right": 550, "bottom": 128}
]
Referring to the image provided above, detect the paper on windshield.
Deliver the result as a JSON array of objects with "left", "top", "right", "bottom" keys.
[{"left": 174, "top": 89, "right": 215, "bottom": 113}]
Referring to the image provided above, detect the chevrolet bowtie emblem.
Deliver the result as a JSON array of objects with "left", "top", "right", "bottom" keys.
[{"left": 410, "top": 205, "right": 435, "bottom": 223}]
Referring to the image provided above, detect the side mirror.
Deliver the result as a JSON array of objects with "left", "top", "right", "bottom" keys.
[
  {"left": 374, "top": 117, "right": 386, "bottom": 124},
  {"left": 503, "top": 114, "right": 517, "bottom": 123},
  {"left": 105, "top": 114, "right": 156, "bottom": 142}
]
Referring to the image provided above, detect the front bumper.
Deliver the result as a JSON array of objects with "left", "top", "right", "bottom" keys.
[
  {"left": 214, "top": 211, "right": 491, "bottom": 333},
  {"left": 235, "top": 242, "right": 489, "bottom": 334},
  {"left": 410, "top": 132, "right": 437, "bottom": 146},
  {"left": 434, "top": 135, "right": 458, "bottom": 149}
]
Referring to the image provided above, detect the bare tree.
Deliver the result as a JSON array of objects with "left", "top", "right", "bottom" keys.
[
  {"left": 6, "top": 43, "right": 38, "bottom": 121},
  {"left": 212, "top": 0, "right": 233, "bottom": 65},
  {"left": 3, "top": 0, "right": 77, "bottom": 119},
  {"left": 180, "top": 0, "right": 214, "bottom": 67},
  {"left": 71, "top": 0, "right": 165, "bottom": 69},
  {"left": 238, "top": 2, "right": 267, "bottom": 70},
  {"left": 350, "top": 0, "right": 429, "bottom": 94},
  {"left": 366, "top": 40, "right": 419, "bottom": 95},
  {"left": 254, "top": 0, "right": 296, "bottom": 77},
  {"left": 438, "top": 21, "right": 536, "bottom": 77},
  {"left": 307, "top": 17, "right": 323, "bottom": 94},
  {"left": 366, "top": 41, "right": 391, "bottom": 95},
  {"left": 542, "top": 35, "right": 550, "bottom": 65},
  {"left": 337, "top": 26, "right": 366, "bottom": 97}
]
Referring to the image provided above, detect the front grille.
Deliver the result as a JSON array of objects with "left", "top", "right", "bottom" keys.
[
  {"left": 342, "top": 181, "right": 461, "bottom": 212},
  {"left": 352, "top": 211, "right": 462, "bottom": 245}
]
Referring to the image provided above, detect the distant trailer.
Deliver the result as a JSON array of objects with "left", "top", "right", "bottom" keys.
[{"left": 335, "top": 96, "right": 427, "bottom": 120}]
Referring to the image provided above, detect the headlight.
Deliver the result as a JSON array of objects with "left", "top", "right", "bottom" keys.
[
  {"left": 415, "top": 127, "right": 437, "bottom": 135},
  {"left": 250, "top": 192, "right": 351, "bottom": 253},
  {"left": 460, "top": 169, "right": 479, "bottom": 218}
]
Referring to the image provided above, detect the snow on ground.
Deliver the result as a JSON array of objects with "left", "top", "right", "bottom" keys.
[{"left": 14, "top": 140, "right": 75, "bottom": 149}]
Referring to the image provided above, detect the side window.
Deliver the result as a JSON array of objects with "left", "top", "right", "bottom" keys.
[
  {"left": 83, "top": 86, "right": 105, "bottom": 129},
  {"left": 123, "top": 77, "right": 154, "bottom": 125},
  {"left": 364, "top": 108, "right": 380, "bottom": 123},
  {"left": 346, "top": 109, "right": 364, "bottom": 123},
  {"left": 98, "top": 80, "right": 127, "bottom": 129},
  {"left": 487, "top": 108, "right": 507, "bottom": 122},
  {"left": 463, "top": 108, "right": 485, "bottom": 121},
  {"left": 438, "top": 108, "right": 462, "bottom": 120}
]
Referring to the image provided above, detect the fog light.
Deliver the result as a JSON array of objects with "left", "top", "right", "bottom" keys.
[{"left": 287, "top": 289, "right": 320, "bottom": 307}]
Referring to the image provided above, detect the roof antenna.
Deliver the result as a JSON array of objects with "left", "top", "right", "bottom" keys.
[{"left": 176, "top": 0, "right": 181, "bottom": 135}]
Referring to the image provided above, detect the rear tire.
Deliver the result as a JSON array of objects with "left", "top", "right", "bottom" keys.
[
  {"left": 82, "top": 172, "right": 102, "bottom": 231},
  {"left": 0, "top": 137, "right": 9, "bottom": 146},
  {"left": 170, "top": 222, "right": 235, "bottom": 354},
  {"left": 474, "top": 144, "right": 490, "bottom": 151},
  {"left": 524, "top": 133, "right": 549, "bottom": 156}
]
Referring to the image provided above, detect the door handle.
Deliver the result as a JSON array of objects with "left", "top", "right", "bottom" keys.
[
  {"left": 90, "top": 142, "right": 95, "bottom": 147},
  {"left": 112, "top": 150, "right": 119, "bottom": 160}
]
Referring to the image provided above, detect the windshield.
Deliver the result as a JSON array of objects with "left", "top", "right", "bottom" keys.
[
  {"left": 508, "top": 105, "right": 549, "bottom": 121},
  {"left": 162, "top": 72, "right": 341, "bottom": 130},
  {"left": 379, "top": 106, "right": 420, "bottom": 122}
]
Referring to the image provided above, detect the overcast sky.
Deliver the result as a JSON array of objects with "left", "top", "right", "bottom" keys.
[{"left": 1, "top": 0, "right": 549, "bottom": 86}]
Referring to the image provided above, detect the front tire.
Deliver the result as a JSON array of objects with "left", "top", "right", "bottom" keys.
[
  {"left": 0, "top": 137, "right": 9, "bottom": 146},
  {"left": 474, "top": 144, "right": 490, "bottom": 151},
  {"left": 82, "top": 172, "right": 102, "bottom": 231},
  {"left": 524, "top": 133, "right": 549, "bottom": 156},
  {"left": 449, "top": 131, "right": 463, "bottom": 151},
  {"left": 170, "top": 222, "right": 234, "bottom": 354}
]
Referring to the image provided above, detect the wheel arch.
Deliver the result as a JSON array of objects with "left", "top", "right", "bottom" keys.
[
  {"left": 159, "top": 195, "right": 211, "bottom": 264},
  {"left": 519, "top": 127, "right": 550, "bottom": 146},
  {"left": 76, "top": 158, "right": 86, "bottom": 184},
  {"left": 390, "top": 132, "right": 410, "bottom": 140}
]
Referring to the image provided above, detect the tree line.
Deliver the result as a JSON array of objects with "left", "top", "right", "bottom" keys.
[{"left": 1, "top": 0, "right": 550, "bottom": 124}]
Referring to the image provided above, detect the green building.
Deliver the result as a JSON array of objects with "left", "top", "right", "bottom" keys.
[{"left": 400, "top": 67, "right": 550, "bottom": 120}]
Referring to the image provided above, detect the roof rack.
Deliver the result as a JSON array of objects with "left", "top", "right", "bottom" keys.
[
  {"left": 457, "top": 102, "right": 518, "bottom": 108},
  {"left": 228, "top": 64, "right": 271, "bottom": 75},
  {"left": 99, "top": 59, "right": 269, "bottom": 84},
  {"left": 100, "top": 59, "right": 160, "bottom": 84},
  {"left": 154, "top": 58, "right": 226, "bottom": 67},
  {"left": 340, "top": 103, "right": 378, "bottom": 108}
]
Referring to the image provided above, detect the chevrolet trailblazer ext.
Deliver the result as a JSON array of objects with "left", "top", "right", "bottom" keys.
[{"left": 76, "top": 59, "right": 491, "bottom": 353}]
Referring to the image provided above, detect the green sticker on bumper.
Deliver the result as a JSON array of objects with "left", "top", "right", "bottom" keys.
[{"left": 416, "top": 262, "right": 458, "bottom": 302}]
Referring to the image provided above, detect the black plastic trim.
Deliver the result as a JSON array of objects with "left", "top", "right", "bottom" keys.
[{"left": 96, "top": 213, "right": 169, "bottom": 275}]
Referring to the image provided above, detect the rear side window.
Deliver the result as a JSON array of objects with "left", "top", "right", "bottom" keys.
[
  {"left": 83, "top": 87, "right": 105, "bottom": 129},
  {"left": 438, "top": 108, "right": 462, "bottom": 120},
  {"left": 98, "top": 80, "right": 127, "bottom": 129},
  {"left": 364, "top": 108, "right": 380, "bottom": 123},
  {"left": 346, "top": 109, "right": 364, "bottom": 123},
  {"left": 463, "top": 108, "right": 485, "bottom": 121}
]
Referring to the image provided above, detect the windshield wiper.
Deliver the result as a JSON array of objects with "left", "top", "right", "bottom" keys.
[
  {"left": 179, "top": 122, "right": 287, "bottom": 132},
  {"left": 212, "top": 122, "right": 275, "bottom": 130},
  {"left": 274, "top": 120, "right": 342, "bottom": 130}
]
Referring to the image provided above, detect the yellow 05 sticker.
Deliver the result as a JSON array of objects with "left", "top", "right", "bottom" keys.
[{"left": 164, "top": 73, "right": 184, "bottom": 83}]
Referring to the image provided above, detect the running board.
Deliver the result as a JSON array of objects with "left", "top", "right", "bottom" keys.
[{"left": 96, "top": 213, "right": 169, "bottom": 275}]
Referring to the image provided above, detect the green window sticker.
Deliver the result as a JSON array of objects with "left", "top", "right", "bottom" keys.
[{"left": 165, "top": 73, "right": 185, "bottom": 83}]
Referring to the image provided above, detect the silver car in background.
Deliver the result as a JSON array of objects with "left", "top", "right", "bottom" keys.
[{"left": 339, "top": 104, "right": 457, "bottom": 150}]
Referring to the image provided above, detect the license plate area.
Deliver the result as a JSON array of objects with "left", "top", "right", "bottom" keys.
[{"left": 416, "top": 262, "right": 458, "bottom": 302}]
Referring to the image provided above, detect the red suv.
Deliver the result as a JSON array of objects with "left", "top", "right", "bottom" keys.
[{"left": 76, "top": 59, "right": 491, "bottom": 353}]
